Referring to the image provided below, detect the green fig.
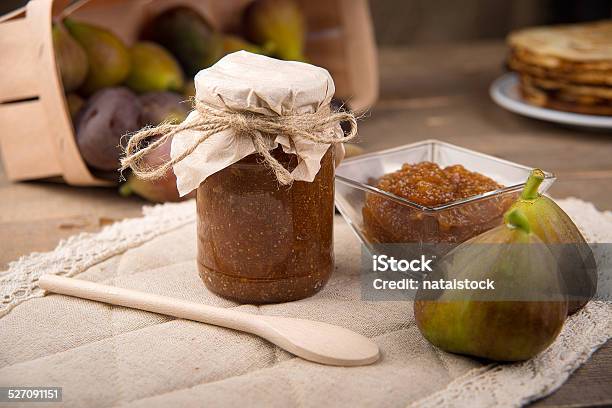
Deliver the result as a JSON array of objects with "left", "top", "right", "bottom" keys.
[
  {"left": 221, "top": 34, "right": 271, "bottom": 55},
  {"left": 52, "top": 23, "right": 89, "bottom": 92},
  {"left": 244, "top": 0, "right": 307, "bottom": 61},
  {"left": 64, "top": 18, "right": 131, "bottom": 95},
  {"left": 140, "top": 92, "right": 189, "bottom": 126},
  {"left": 415, "top": 208, "right": 568, "bottom": 362},
  {"left": 508, "top": 169, "right": 597, "bottom": 315},
  {"left": 125, "top": 42, "right": 185, "bottom": 93},
  {"left": 65, "top": 93, "right": 85, "bottom": 121},
  {"left": 140, "top": 7, "right": 223, "bottom": 77}
]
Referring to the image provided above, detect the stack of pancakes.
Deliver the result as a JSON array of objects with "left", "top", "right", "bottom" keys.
[{"left": 507, "top": 20, "right": 612, "bottom": 116}]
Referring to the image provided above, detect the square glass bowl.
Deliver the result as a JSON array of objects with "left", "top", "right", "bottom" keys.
[{"left": 335, "top": 140, "right": 555, "bottom": 249}]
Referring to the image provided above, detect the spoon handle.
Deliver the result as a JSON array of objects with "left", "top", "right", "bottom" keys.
[{"left": 39, "top": 274, "right": 259, "bottom": 333}]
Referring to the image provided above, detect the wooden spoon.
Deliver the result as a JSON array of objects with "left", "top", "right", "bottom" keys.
[{"left": 39, "top": 275, "right": 379, "bottom": 367}]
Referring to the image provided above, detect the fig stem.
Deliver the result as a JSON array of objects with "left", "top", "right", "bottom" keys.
[
  {"left": 521, "top": 169, "right": 545, "bottom": 200},
  {"left": 505, "top": 208, "right": 531, "bottom": 234}
]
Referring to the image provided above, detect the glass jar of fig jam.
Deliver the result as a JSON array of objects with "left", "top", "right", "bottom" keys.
[
  {"left": 120, "top": 52, "right": 354, "bottom": 304},
  {"left": 196, "top": 147, "right": 335, "bottom": 303}
]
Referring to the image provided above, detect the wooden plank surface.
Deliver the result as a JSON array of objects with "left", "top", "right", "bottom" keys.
[{"left": 0, "top": 41, "right": 610, "bottom": 407}]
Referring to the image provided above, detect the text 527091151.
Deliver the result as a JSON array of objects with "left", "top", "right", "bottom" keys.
[{"left": 0, "top": 387, "right": 62, "bottom": 402}]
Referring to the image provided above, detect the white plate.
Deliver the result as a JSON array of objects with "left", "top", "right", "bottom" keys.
[{"left": 489, "top": 73, "right": 612, "bottom": 130}]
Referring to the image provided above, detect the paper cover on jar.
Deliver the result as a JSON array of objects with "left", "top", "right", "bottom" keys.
[{"left": 171, "top": 51, "right": 345, "bottom": 196}]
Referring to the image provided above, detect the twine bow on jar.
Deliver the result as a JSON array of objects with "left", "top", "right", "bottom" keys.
[{"left": 120, "top": 100, "right": 358, "bottom": 186}]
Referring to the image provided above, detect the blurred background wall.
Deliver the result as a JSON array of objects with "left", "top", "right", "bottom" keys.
[
  {"left": 1, "top": 0, "right": 611, "bottom": 44},
  {"left": 370, "top": 0, "right": 612, "bottom": 45}
]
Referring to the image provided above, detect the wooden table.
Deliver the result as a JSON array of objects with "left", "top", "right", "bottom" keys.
[{"left": 1, "top": 41, "right": 610, "bottom": 406}]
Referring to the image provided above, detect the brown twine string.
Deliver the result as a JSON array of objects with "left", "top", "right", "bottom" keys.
[{"left": 120, "top": 100, "right": 358, "bottom": 185}]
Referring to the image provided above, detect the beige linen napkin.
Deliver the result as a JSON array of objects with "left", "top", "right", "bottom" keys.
[{"left": 0, "top": 198, "right": 610, "bottom": 408}]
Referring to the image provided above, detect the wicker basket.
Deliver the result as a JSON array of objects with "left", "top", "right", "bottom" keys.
[{"left": 0, "top": 0, "right": 378, "bottom": 185}]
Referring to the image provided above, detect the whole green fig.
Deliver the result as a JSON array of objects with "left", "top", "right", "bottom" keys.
[
  {"left": 125, "top": 42, "right": 185, "bottom": 93},
  {"left": 52, "top": 23, "right": 89, "bottom": 92},
  {"left": 415, "top": 209, "right": 568, "bottom": 362},
  {"left": 244, "top": 0, "right": 307, "bottom": 62},
  {"left": 508, "top": 169, "right": 597, "bottom": 315},
  {"left": 64, "top": 18, "right": 131, "bottom": 95},
  {"left": 222, "top": 34, "right": 271, "bottom": 56},
  {"left": 76, "top": 87, "right": 142, "bottom": 171},
  {"left": 140, "top": 7, "right": 223, "bottom": 76}
]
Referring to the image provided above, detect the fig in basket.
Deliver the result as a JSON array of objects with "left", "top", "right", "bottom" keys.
[
  {"left": 64, "top": 19, "right": 131, "bottom": 95},
  {"left": 222, "top": 35, "right": 271, "bottom": 56},
  {"left": 119, "top": 92, "right": 190, "bottom": 203},
  {"left": 119, "top": 136, "right": 188, "bottom": 203},
  {"left": 141, "top": 7, "right": 223, "bottom": 77},
  {"left": 508, "top": 169, "right": 597, "bottom": 315},
  {"left": 65, "top": 93, "right": 85, "bottom": 121},
  {"left": 52, "top": 22, "right": 88, "bottom": 92},
  {"left": 244, "top": 0, "right": 307, "bottom": 62},
  {"left": 140, "top": 92, "right": 189, "bottom": 127},
  {"left": 75, "top": 87, "right": 143, "bottom": 171},
  {"left": 125, "top": 42, "right": 185, "bottom": 94},
  {"left": 414, "top": 208, "right": 568, "bottom": 362}
]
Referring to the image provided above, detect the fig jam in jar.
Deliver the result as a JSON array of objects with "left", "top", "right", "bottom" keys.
[
  {"left": 127, "top": 52, "right": 356, "bottom": 304},
  {"left": 196, "top": 147, "right": 336, "bottom": 303}
]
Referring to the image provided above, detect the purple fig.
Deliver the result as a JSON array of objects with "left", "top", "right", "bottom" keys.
[
  {"left": 119, "top": 136, "right": 193, "bottom": 202},
  {"left": 140, "top": 92, "right": 189, "bottom": 126},
  {"left": 76, "top": 87, "right": 142, "bottom": 171},
  {"left": 120, "top": 175, "right": 182, "bottom": 203}
]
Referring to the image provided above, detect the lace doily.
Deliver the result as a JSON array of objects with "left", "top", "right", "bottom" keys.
[{"left": 0, "top": 202, "right": 196, "bottom": 317}]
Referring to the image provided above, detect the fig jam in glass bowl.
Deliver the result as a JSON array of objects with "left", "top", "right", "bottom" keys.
[
  {"left": 335, "top": 140, "right": 555, "bottom": 248},
  {"left": 363, "top": 162, "right": 508, "bottom": 244}
]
